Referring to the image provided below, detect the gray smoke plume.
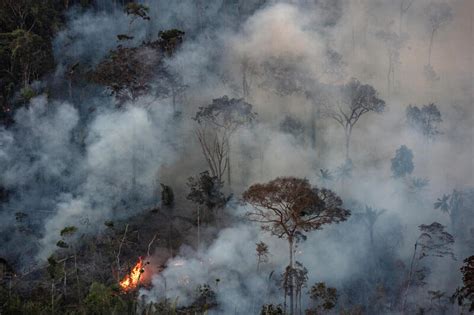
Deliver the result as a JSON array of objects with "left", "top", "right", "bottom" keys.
[{"left": 0, "top": 0, "right": 472, "bottom": 313}]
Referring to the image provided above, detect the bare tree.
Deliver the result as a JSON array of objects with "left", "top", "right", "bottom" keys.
[
  {"left": 243, "top": 177, "right": 350, "bottom": 315},
  {"left": 194, "top": 96, "right": 256, "bottom": 185},
  {"left": 322, "top": 78, "right": 386, "bottom": 160},
  {"left": 361, "top": 206, "right": 386, "bottom": 247},
  {"left": 375, "top": 30, "right": 405, "bottom": 96}
]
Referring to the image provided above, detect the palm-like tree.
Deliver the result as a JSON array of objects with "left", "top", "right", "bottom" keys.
[{"left": 434, "top": 194, "right": 451, "bottom": 213}]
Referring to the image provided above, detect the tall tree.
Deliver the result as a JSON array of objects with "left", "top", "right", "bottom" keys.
[
  {"left": 425, "top": 2, "right": 453, "bottom": 65},
  {"left": 375, "top": 30, "right": 405, "bottom": 97},
  {"left": 361, "top": 206, "right": 386, "bottom": 247},
  {"left": 187, "top": 171, "right": 231, "bottom": 224},
  {"left": 279, "top": 115, "right": 305, "bottom": 143},
  {"left": 406, "top": 103, "right": 442, "bottom": 140},
  {"left": 7, "top": 29, "right": 54, "bottom": 88},
  {"left": 322, "top": 78, "right": 386, "bottom": 160},
  {"left": 194, "top": 96, "right": 256, "bottom": 185},
  {"left": 256, "top": 241, "right": 269, "bottom": 272},
  {"left": 243, "top": 177, "right": 350, "bottom": 315},
  {"left": 391, "top": 145, "right": 414, "bottom": 178},
  {"left": 434, "top": 189, "right": 464, "bottom": 234},
  {"left": 91, "top": 29, "right": 184, "bottom": 104},
  {"left": 187, "top": 171, "right": 231, "bottom": 249}
]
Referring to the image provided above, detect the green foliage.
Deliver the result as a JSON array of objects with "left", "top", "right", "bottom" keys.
[
  {"left": 261, "top": 304, "right": 284, "bottom": 314},
  {"left": 391, "top": 145, "right": 414, "bottom": 178},
  {"left": 0, "top": 0, "right": 62, "bottom": 122},
  {"left": 194, "top": 96, "right": 257, "bottom": 130},
  {"left": 60, "top": 226, "right": 78, "bottom": 237},
  {"left": 306, "top": 282, "right": 338, "bottom": 314},
  {"left": 124, "top": 3, "right": 150, "bottom": 21},
  {"left": 144, "top": 298, "right": 179, "bottom": 315},
  {"left": 15, "top": 211, "right": 28, "bottom": 222},
  {"left": 453, "top": 256, "right": 474, "bottom": 312},
  {"left": 187, "top": 171, "right": 230, "bottom": 211},
  {"left": 434, "top": 194, "right": 451, "bottom": 213},
  {"left": 406, "top": 104, "right": 442, "bottom": 140},
  {"left": 1, "top": 28, "right": 54, "bottom": 85},
  {"left": 158, "top": 29, "right": 185, "bottom": 55},
  {"left": 0, "top": 1, "right": 62, "bottom": 38},
  {"left": 0, "top": 289, "right": 23, "bottom": 314},
  {"left": 117, "top": 34, "right": 134, "bottom": 41},
  {"left": 20, "top": 85, "right": 36, "bottom": 101},
  {"left": 415, "top": 222, "right": 455, "bottom": 270},
  {"left": 159, "top": 29, "right": 185, "bottom": 42},
  {"left": 161, "top": 183, "right": 175, "bottom": 206},
  {"left": 83, "top": 282, "right": 127, "bottom": 315},
  {"left": 47, "top": 255, "right": 62, "bottom": 279},
  {"left": 256, "top": 241, "right": 269, "bottom": 263},
  {"left": 335, "top": 159, "right": 353, "bottom": 180},
  {"left": 280, "top": 115, "right": 305, "bottom": 140},
  {"left": 56, "top": 240, "right": 69, "bottom": 248},
  {"left": 318, "top": 169, "right": 334, "bottom": 182},
  {"left": 408, "top": 177, "right": 430, "bottom": 193},
  {"left": 193, "top": 284, "right": 217, "bottom": 311}
]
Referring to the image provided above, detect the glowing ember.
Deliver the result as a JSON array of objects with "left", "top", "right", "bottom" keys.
[{"left": 119, "top": 257, "right": 143, "bottom": 292}]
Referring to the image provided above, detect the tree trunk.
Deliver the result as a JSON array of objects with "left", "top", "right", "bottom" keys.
[
  {"left": 63, "top": 261, "right": 67, "bottom": 297},
  {"left": 288, "top": 237, "right": 294, "bottom": 315},
  {"left": 242, "top": 62, "right": 249, "bottom": 99},
  {"left": 350, "top": 3, "right": 356, "bottom": 56},
  {"left": 74, "top": 246, "right": 80, "bottom": 298},
  {"left": 387, "top": 53, "right": 392, "bottom": 98},
  {"left": 428, "top": 29, "right": 436, "bottom": 65},
  {"left": 369, "top": 226, "right": 374, "bottom": 248},
  {"left": 401, "top": 242, "right": 418, "bottom": 312},
  {"left": 226, "top": 140, "right": 231, "bottom": 188},
  {"left": 345, "top": 127, "right": 352, "bottom": 161},
  {"left": 68, "top": 78, "right": 73, "bottom": 101},
  {"left": 399, "top": 7, "right": 403, "bottom": 36},
  {"left": 51, "top": 282, "right": 55, "bottom": 314},
  {"left": 310, "top": 104, "right": 316, "bottom": 149},
  {"left": 172, "top": 85, "right": 176, "bottom": 113},
  {"left": 197, "top": 207, "right": 200, "bottom": 252}
]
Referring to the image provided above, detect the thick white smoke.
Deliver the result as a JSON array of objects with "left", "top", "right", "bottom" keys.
[{"left": 0, "top": 0, "right": 471, "bottom": 312}]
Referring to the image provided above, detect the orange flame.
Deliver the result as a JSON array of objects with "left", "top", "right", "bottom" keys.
[{"left": 119, "top": 257, "right": 143, "bottom": 292}]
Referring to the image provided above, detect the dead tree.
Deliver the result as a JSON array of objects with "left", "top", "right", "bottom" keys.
[
  {"left": 322, "top": 78, "right": 385, "bottom": 160},
  {"left": 194, "top": 96, "right": 256, "bottom": 186}
]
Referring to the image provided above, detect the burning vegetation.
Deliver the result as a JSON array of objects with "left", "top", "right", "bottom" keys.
[{"left": 119, "top": 257, "right": 144, "bottom": 292}]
